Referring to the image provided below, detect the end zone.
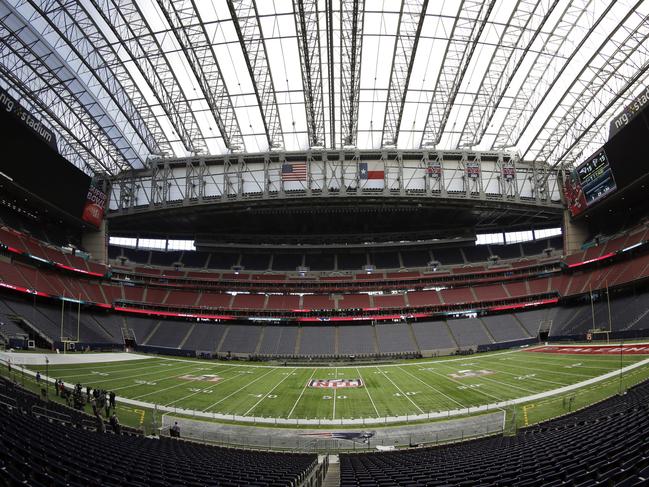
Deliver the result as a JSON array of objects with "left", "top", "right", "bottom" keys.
[{"left": 525, "top": 344, "right": 649, "bottom": 355}]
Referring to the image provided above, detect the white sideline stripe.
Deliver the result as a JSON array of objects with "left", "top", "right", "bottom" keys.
[
  {"left": 356, "top": 367, "right": 381, "bottom": 417},
  {"left": 398, "top": 366, "right": 466, "bottom": 409},
  {"left": 11, "top": 356, "right": 649, "bottom": 426},
  {"left": 0, "top": 352, "right": 152, "bottom": 366},
  {"left": 244, "top": 368, "right": 298, "bottom": 416},
  {"left": 287, "top": 368, "right": 318, "bottom": 419},
  {"left": 376, "top": 367, "right": 424, "bottom": 414},
  {"left": 101, "top": 348, "right": 529, "bottom": 370}
]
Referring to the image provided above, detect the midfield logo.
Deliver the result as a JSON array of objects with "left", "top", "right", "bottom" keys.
[{"left": 308, "top": 379, "right": 363, "bottom": 388}]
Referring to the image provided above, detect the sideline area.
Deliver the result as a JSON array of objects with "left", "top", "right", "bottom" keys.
[
  {"left": 0, "top": 351, "right": 152, "bottom": 366},
  {"left": 4, "top": 344, "right": 649, "bottom": 428}
]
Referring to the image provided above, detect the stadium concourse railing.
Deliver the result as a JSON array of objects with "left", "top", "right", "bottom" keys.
[{"left": 0, "top": 224, "right": 649, "bottom": 324}]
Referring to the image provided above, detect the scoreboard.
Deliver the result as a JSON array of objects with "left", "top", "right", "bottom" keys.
[
  {"left": 576, "top": 149, "right": 617, "bottom": 206},
  {"left": 564, "top": 149, "right": 617, "bottom": 217}
]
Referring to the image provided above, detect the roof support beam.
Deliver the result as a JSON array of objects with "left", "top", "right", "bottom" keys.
[
  {"left": 325, "top": 0, "right": 335, "bottom": 148},
  {"left": 527, "top": 3, "right": 649, "bottom": 168},
  {"left": 90, "top": 0, "right": 208, "bottom": 155},
  {"left": 340, "top": 0, "right": 364, "bottom": 148},
  {"left": 54, "top": 0, "right": 173, "bottom": 159},
  {"left": 159, "top": 0, "right": 245, "bottom": 153},
  {"left": 381, "top": 0, "right": 428, "bottom": 148},
  {"left": 457, "top": 0, "right": 558, "bottom": 149},
  {"left": 293, "top": 0, "right": 326, "bottom": 148},
  {"left": 23, "top": 0, "right": 162, "bottom": 168},
  {"left": 0, "top": 4, "right": 127, "bottom": 174},
  {"left": 492, "top": 0, "right": 609, "bottom": 150},
  {"left": 227, "top": 0, "right": 284, "bottom": 151},
  {"left": 419, "top": 0, "right": 495, "bottom": 148}
]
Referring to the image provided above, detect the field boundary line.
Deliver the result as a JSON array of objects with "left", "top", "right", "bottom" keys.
[{"left": 14, "top": 354, "right": 649, "bottom": 427}]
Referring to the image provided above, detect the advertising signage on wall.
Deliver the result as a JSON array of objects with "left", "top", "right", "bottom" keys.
[
  {"left": 609, "top": 85, "right": 649, "bottom": 139},
  {"left": 564, "top": 148, "right": 617, "bottom": 217},
  {"left": 0, "top": 87, "right": 57, "bottom": 152}
]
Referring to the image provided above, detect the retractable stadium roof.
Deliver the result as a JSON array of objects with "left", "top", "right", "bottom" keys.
[{"left": 0, "top": 0, "right": 648, "bottom": 177}]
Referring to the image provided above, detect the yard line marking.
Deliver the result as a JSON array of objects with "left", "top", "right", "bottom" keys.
[
  {"left": 332, "top": 367, "right": 337, "bottom": 420},
  {"left": 164, "top": 371, "right": 247, "bottom": 407},
  {"left": 375, "top": 367, "right": 424, "bottom": 414},
  {"left": 470, "top": 374, "right": 538, "bottom": 395},
  {"left": 287, "top": 368, "right": 318, "bottom": 419},
  {"left": 111, "top": 364, "right": 228, "bottom": 392},
  {"left": 356, "top": 367, "right": 380, "bottom": 417},
  {"left": 492, "top": 357, "right": 595, "bottom": 379},
  {"left": 131, "top": 365, "right": 232, "bottom": 399},
  {"left": 79, "top": 362, "right": 202, "bottom": 387},
  {"left": 482, "top": 361, "right": 580, "bottom": 384},
  {"left": 244, "top": 368, "right": 298, "bottom": 416},
  {"left": 420, "top": 366, "right": 504, "bottom": 404},
  {"left": 397, "top": 366, "right": 466, "bottom": 409},
  {"left": 502, "top": 359, "right": 620, "bottom": 377},
  {"left": 202, "top": 367, "right": 278, "bottom": 412},
  {"left": 43, "top": 359, "right": 159, "bottom": 373},
  {"left": 50, "top": 360, "right": 178, "bottom": 379}
]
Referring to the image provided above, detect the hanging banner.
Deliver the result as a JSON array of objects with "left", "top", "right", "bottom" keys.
[
  {"left": 426, "top": 161, "right": 442, "bottom": 179},
  {"left": 81, "top": 180, "right": 107, "bottom": 227},
  {"left": 466, "top": 161, "right": 480, "bottom": 179},
  {"left": 501, "top": 162, "right": 515, "bottom": 180}
]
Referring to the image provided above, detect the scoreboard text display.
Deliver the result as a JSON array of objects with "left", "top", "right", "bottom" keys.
[{"left": 577, "top": 149, "right": 617, "bottom": 206}]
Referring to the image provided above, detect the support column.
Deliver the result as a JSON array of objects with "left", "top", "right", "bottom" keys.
[
  {"left": 562, "top": 209, "right": 589, "bottom": 256},
  {"left": 82, "top": 219, "right": 107, "bottom": 264}
]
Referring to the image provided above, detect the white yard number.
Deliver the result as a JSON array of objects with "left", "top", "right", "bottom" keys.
[{"left": 564, "top": 363, "right": 582, "bottom": 369}]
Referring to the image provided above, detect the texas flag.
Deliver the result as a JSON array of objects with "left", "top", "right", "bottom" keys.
[{"left": 359, "top": 162, "right": 384, "bottom": 180}]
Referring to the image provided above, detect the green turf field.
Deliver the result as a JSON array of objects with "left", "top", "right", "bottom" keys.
[{"left": 24, "top": 347, "right": 649, "bottom": 424}]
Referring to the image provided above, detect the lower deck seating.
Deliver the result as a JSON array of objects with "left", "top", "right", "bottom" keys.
[
  {"left": 0, "top": 384, "right": 317, "bottom": 487},
  {"left": 340, "top": 379, "right": 649, "bottom": 486},
  {"left": 3, "top": 287, "right": 649, "bottom": 357}
]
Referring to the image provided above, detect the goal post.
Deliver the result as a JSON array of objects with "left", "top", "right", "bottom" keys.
[
  {"left": 60, "top": 338, "right": 79, "bottom": 354},
  {"left": 587, "top": 328, "right": 611, "bottom": 343}
]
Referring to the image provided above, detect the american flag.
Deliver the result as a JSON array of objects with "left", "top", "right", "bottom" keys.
[{"left": 281, "top": 162, "right": 307, "bottom": 181}]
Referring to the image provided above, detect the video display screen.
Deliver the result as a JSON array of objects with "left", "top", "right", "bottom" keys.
[{"left": 564, "top": 149, "right": 617, "bottom": 217}]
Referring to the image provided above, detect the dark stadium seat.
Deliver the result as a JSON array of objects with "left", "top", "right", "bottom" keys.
[
  {"left": 0, "top": 383, "right": 318, "bottom": 487},
  {"left": 341, "top": 380, "right": 649, "bottom": 485},
  {"left": 338, "top": 252, "right": 368, "bottom": 270},
  {"left": 304, "top": 252, "right": 336, "bottom": 271}
]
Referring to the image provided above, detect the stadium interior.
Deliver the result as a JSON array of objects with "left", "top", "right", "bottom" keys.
[{"left": 1, "top": 0, "right": 649, "bottom": 485}]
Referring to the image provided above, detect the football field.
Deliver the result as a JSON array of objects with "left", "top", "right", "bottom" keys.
[{"left": 24, "top": 345, "right": 649, "bottom": 424}]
